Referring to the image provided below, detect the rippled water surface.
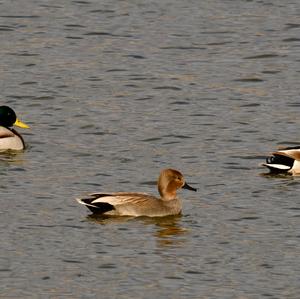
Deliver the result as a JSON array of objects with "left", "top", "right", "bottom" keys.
[{"left": 1, "top": 0, "right": 300, "bottom": 298}]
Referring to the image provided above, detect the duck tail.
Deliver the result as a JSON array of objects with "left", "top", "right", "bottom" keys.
[
  {"left": 262, "top": 153, "right": 293, "bottom": 173},
  {"left": 76, "top": 195, "right": 114, "bottom": 214}
]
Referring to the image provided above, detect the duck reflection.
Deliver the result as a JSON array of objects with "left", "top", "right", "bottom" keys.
[
  {"left": 142, "top": 215, "right": 188, "bottom": 247},
  {"left": 86, "top": 213, "right": 134, "bottom": 224},
  {"left": 0, "top": 150, "right": 26, "bottom": 167},
  {"left": 86, "top": 214, "right": 187, "bottom": 247},
  {"left": 260, "top": 171, "right": 295, "bottom": 179}
]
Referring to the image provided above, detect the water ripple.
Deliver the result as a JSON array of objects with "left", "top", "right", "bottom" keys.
[
  {"left": 244, "top": 53, "right": 281, "bottom": 59},
  {"left": 153, "top": 86, "right": 182, "bottom": 90}
]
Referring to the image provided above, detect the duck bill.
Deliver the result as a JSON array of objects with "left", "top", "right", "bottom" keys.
[
  {"left": 14, "top": 118, "right": 30, "bottom": 129},
  {"left": 182, "top": 182, "right": 197, "bottom": 192}
]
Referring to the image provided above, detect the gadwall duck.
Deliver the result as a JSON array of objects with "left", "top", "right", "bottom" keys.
[
  {"left": 262, "top": 146, "right": 300, "bottom": 175},
  {"left": 0, "top": 106, "right": 29, "bottom": 151},
  {"left": 76, "top": 168, "right": 197, "bottom": 217}
]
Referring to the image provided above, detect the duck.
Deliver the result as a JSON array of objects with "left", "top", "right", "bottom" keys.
[
  {"left": 0, "top": 105, "right": 30, "bottom": 151},
  {"left": 76, "top": 168, "right": 197, "bottom": 217},
  {"left": 262, "top": 146, "right": 300, "bottom": 175}
]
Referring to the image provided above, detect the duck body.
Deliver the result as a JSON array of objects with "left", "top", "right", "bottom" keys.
[
  {"left": 76, "top": 169, "right": 197, "bottom": 217},
  {"left": 79, "top": 192, "right": 183, "bottom": 217},
  {"left": 0, "top": 126, "right": 25, "bottom": 151},
  {"left": 0, "top": 106, "right": 29, "bottom": 151},
  {"left": 262, "top": 146, "right": 300, "bottom": 175}
]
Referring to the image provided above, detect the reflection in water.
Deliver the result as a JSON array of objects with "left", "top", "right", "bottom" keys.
[
  {"left": 87, "top": 214, "right": 188, "bottom": 247},
  {"left": 259, "top": 171, "right": 300, "bottom": 192},
  {"left": 143, "top": 216, "right": 188, "bottom": 248},
  {"left": 0, "top": 151, "right": 26, "bottom": 167},
  {"left": 142, "top": 215, "right": 186, "bottom": 233},
  {"left": 86, "top": 213, "right": 134, "bottom": 225},
  {"left": 259, "top": 171, "right": 295, "bottom": 179}
]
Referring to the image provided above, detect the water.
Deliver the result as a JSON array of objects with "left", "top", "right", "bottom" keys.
[{"left": 1, "top": 0, "right": 300, "bottom": 298}]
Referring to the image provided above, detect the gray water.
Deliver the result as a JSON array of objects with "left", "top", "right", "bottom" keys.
[{"left": 1, "top": 0, "right": 300, "bottom": 298}]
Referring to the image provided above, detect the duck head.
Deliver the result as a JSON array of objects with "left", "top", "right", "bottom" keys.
[
  {"left": 0, "top": 106, "right": 29, "bottom": 129},
  {"left": 158, "top": 168, "right": 197, "bottom": 200}
]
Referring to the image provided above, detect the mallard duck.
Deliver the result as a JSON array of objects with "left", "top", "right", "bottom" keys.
[
  {"left": 0, "top": 105, "right": 29, "bottom": 151},
  {"left": 76, "top": 168, "right": 197, "bottom": 217},
  {"left": 262, "top": 146, "right": 300, "bottom": 175}
]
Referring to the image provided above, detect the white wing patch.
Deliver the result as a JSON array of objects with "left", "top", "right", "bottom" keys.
[
  {"left": 263, "top": 163, "right": 291, "bottom": 170},
  {"left": 91, "top": 193, "right": 154, "bottom": 206}
]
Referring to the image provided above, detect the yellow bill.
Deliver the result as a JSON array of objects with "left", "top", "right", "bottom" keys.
[{"left": 14, "top": 118, "right": 30, "bottom": 129}]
